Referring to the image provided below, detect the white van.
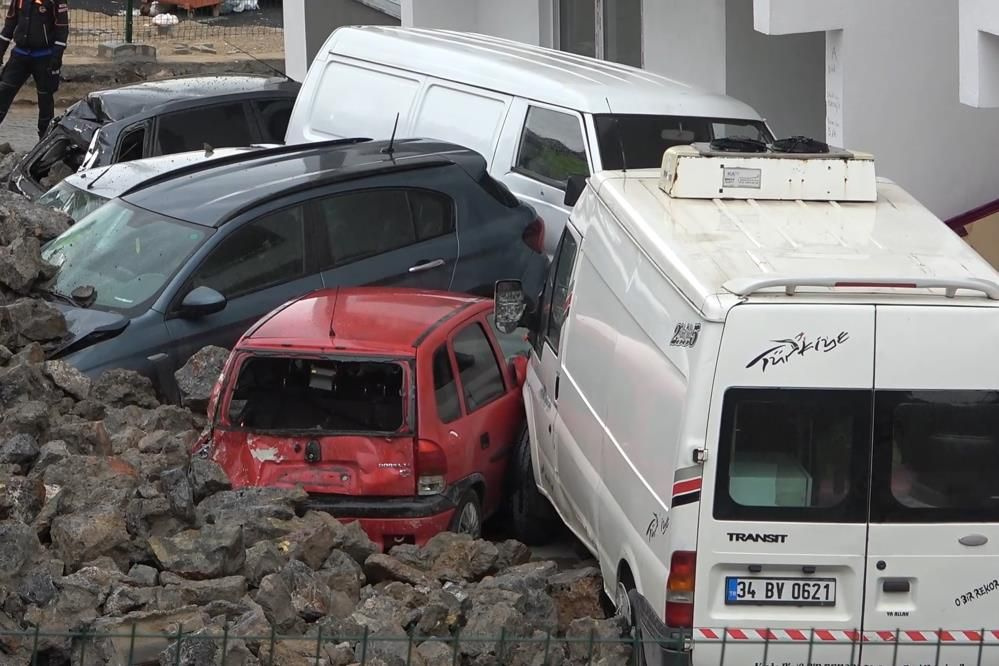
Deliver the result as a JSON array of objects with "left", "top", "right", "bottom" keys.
[
  {"left": 494, "top": 142, "right": 999, "bottom": 666},
  {"left": 285, "top": 26, "right": 772, "bottom": 257}
]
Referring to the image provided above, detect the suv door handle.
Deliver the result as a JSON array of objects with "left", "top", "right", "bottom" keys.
[
  {"left": 480, "top": 433, "right": 490, "bottom": 449},
  {"left": 882, "top": 578, "right": 910, "bottom": 593},
  {"left": 409, "top": 259, "right": 445, "bottom": 273}
]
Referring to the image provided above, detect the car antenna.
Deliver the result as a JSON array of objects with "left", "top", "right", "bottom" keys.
[
  {"left": 606, "top": 97, "right": 627, "bottom": 179},
  {"left": 86, "top": 164, "right": 114, "bottom": 191},
  {"left": 204, "top": 143, "right": 215, "bottom": 157},
  {"left": 382, "top": 113, "right": 401, "bottom": 159},
  {"left": 222, "top": 38, "right": 297, "bottom": 82}
]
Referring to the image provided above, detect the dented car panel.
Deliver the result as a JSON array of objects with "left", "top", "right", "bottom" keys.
[
  {"left": 9, "top": 75, "right": 299, "bottom": 200},
  {"left": 206, "top": 287, "right": 529, "bottom": 550}
]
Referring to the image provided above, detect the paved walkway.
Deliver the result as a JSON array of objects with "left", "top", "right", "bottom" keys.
[{"left": 2, "top": 107, "right": 41, "bottom": 153}]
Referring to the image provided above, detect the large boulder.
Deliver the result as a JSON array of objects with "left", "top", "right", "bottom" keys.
[
  {"left": 0, "top": 299, "right": 66, "bottom": 350},
  {"left": 148, "top": 524, "right": 245, "bottom": 580},
  {"left": 0, "top": 235, "right": 47, "bottom": 294},
  {"left": 547, "top": 567, "right": 605, "bottom": 633},
  {"left": 195, "top": 486, "right": 307, "bottom": 546},
  {"left": 0, "top": 190, "right": 71, "bottom": 242},
  {"left": 91, "top": 369, "right": 159, "bottom": 409},
  {"left": 173, "top": 345, "right": 228, "bottom": 413}
]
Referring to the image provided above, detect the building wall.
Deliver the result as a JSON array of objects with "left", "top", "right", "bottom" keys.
[
  {"left": 835, "top": 0, "right": 999, "bottom": 219},
  {"left": 724, "top": 0, "right": 824, "bottom": 139},
  {"left": 960, "top": 212, "right": 999, "bottom": 270},
  {"left": 284, "top": 0, "right": 399, "bottom": 81},
  {"left": 641, "top": 0, "right": 726, "bottom": 93}
]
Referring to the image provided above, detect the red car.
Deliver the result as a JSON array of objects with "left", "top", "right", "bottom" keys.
[{"left": 199, "top": 287, "right": 529, "bottom": 550}]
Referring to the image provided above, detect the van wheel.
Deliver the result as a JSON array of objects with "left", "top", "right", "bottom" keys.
[
  {"left": 508, "top": 427, "right": 559, "bottom": 545},
  {"left": 450, "top": 490, "right": 482, "bottom": 538}
]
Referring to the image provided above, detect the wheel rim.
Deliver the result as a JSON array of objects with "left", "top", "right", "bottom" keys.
[{"left": 456, "top": 501, "right": 480, "bottom": 536}]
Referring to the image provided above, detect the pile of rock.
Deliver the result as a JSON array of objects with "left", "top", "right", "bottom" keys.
[{"left": 0, "top": 185, "right": 626, "bottom": 665}]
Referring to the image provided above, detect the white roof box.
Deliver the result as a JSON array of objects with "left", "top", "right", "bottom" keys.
[{"left": 659, "top": 142, "right": 876, "bottom": 202}]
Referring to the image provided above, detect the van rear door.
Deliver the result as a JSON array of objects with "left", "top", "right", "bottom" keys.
[
  {"left": 694, "top": 303, "right": 875, "bottom": 666},
  {"left": 862, "top": 305, "right": 999, "bottom": 666}
]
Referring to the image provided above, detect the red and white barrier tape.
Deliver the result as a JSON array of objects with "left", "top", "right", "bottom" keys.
[{"left": 695, "top": 628, "right": 999, "bottom": 643}]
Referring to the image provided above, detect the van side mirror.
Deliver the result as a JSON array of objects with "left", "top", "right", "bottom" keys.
[
  {"left": 178, "top": 286, "right": 227, "bottom": 319},
  {"left": 494, "top": 279, "right": 526, "bottom": 334},
  {"left": 563, "top": 175, "right": 588, "bottom": 207}
]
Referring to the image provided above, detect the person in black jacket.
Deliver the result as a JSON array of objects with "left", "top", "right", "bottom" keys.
[{"left": 0, "top": 0, "right": 69, "bottom": 139}]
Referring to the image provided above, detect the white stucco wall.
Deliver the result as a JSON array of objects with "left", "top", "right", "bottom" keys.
[
  {"left": 402, "top": 0, "right": 544, "bottom": 44},
  {"left": 641, "top": 0, "right": 726, "bottom": 93}
]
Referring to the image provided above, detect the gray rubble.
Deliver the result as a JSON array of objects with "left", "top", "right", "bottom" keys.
[{"left": 0, "top": 188, "right": 623, "bottom": 665}]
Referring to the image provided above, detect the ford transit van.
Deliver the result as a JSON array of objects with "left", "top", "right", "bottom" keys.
[
  {"left": 495, "top": 141, "right": 999, "bottom": 666},
  {"left": 285, "top": 26, "right": 773, "bottom": 257}
]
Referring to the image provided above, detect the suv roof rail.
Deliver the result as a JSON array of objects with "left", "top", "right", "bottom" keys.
[
  {"left": 120, "top": 137, "right": 373, "bottom": 197},
  {"left": 724, "top": 276, "right": 999, "bottom": 300}
]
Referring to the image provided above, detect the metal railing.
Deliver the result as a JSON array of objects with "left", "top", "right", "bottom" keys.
[
  {"left": 70, "top": 0, "right": 284, "bottom": 49},
  {"left": 1, "top": 627, "right": 648, "bottom": 665},
  {"left": 6, "top": 626, "right": 999, "bottom": 665}
]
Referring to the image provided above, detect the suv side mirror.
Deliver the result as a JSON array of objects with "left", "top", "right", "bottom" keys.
[
  {"left": 494, "top": 279, "right": 526, "bottom": 334},
  {"left": 178, "top": 286, "right": 227, "bottom": 319},
  {"left": 563, "top": 175, "right": 588, "bottom": 207}
]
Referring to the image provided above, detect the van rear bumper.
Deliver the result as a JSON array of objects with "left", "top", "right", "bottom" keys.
[{"left": 630, "top": 591, "right": 692, "bottom": 666}]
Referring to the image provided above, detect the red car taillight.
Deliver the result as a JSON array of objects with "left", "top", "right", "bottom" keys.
[
  {"left": 665, "top": 550, "right": 696, "bottom": 627},
  {"left": 522, "top": 217, "right": 545, "bottom": 254},
  {"left": 415, "top": 439, "right": 447, "bottom": 496}
]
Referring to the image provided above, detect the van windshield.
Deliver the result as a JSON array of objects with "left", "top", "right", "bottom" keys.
[
  {"left": 225, "top": 356, "right": 410, "bottom": 434},
  {"left": 593, "top": 114, "right": 774, "bottom": 170}
]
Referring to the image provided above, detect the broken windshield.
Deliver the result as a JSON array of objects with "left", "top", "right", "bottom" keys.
[
  {"left": 41, "top": 200, "right": 209, "bottom": 315},
  {"left": 37, "top": 181, "right": 109, "bottom": 222},
  {"left": 225, "top": 356, "right": 410, "bottom": 434},
  {"left": 593, "top": 114, "right": 774, "bottom": 170}
]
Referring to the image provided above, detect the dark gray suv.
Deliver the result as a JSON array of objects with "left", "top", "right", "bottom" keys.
[{"left": 39, "top": 138, "right": 548, "bottom": 397}]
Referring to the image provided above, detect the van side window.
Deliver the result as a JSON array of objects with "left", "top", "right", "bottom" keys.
[
  {"left": 714, "top": 388, "right": 871, "bottom": 523},
  {"left": 515, "top": 107, "right": 590, "bottom": 189},
  {"left": 544, "top": 231, "right": 579, "bottom": 353},
  {"left": 432, "top": 345, "right": 462, "bottom": 423},
  {"left": 453, "top": 323, "right": 506, "bottom": 412}
]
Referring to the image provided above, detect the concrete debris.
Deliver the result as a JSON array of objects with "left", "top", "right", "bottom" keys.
[{"left": 0, "top": 185, "right": 611, "bottom": 665}]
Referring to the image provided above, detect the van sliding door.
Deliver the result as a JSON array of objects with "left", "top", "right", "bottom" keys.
[
  {"left": 693, "top": 303, "right": 875, "bottom": 666},
  {"left": 862, "top": 306, "right": 999, "bottom": 666}
]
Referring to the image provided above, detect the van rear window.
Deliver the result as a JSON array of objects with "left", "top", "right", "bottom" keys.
[
  {"left": 872, "top": 390, "right": 999, "bottom": 523},
  {"left": 714, "top": 388, "right": 871, "bottom": 523},
  {"left": 225, "top": 356, "right": 408, "bottom": 434}
]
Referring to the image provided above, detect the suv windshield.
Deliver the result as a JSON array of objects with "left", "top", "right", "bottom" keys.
[
  {"left": 594, "top": 114, "right": 774, "bottom": 170},
  {"left": 37, "top": 181, "right": 109, "bottom": 222},
  {"left": 225, "top": 356, "right": 410, "bottom": 434},
  {"left": 42, "top": 200, "right": 210, "bottom": 315}
]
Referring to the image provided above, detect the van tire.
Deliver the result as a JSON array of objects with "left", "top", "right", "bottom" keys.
[
  {"left": 449, "top": 489, "right": 483, "bottom": 538},
  {"left": 508, "top": 427, "right": 559, "bottom": 545}
]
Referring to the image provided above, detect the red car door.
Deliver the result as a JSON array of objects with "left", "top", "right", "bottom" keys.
[{"left": 446, "top": 315, "right": 523, "bottom": 514}]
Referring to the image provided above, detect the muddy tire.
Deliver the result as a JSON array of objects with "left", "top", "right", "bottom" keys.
[
  {"left": 508, "top": 427, "right": 560, "bottom": 545},
  {"left": 449, "top": 489, "right": 482, "bottom": 538}
]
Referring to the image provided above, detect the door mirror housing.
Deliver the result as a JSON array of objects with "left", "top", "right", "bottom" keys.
[
  {"left": 178, "top": 286, "right": 227, "bottom": 319},
  {"left": 563, "top": 175, "right": 588, "bottom": 207},
  {"left": 494, "top": 279, "right": 527, "bottom": 334}
]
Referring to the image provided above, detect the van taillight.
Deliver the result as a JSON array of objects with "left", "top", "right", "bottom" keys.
[
  {"left": 665, "top": 550, "right": 696, "bottom": 628},
  {"left": 522, "top": 217, "right": 545, "bottom": 254},
  {"left": 416, "top": 439, "right": 447, "bottom": 496}
]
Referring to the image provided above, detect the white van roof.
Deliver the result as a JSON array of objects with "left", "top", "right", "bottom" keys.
[
  {"left": 325, "top": 26, "right": 764, "bottom": 119},
  {"left": 588, "top": 170, "right": 999, "bottom": 320}
]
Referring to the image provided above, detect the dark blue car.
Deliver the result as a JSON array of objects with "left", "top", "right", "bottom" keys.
[{"left": 39, "top": 138, "right": 548, "bottom": 397}]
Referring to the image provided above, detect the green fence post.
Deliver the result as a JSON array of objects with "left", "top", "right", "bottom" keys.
[
  {"left": 313, "top": 624, "right": 323, "bottom": 665},
  {"left": 173, "top": 623, "right": 184, "bottom": 666},
  {"left": 126, "top": 624, "right": 137, "bottom": 665},
  {"left": 78, "top": 629, "right": 88, "bottom": 665},
  {"left": 220, "top": 624, "right": 230, "bottom": 663},
  {"left": 125, "top": 0, "right": 134, "bottom": 43},
  {"left": 30, "top": 626, "right": 40, "bottom": 666}
]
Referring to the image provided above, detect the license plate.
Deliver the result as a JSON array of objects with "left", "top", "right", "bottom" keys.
[{"left": 725, "top": 577, "right": 836, "bottom": 606}]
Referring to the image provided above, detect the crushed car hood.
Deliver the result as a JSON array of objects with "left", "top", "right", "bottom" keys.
[{"left": 47, "top": 303, "right": 129, "bottom": 358}]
